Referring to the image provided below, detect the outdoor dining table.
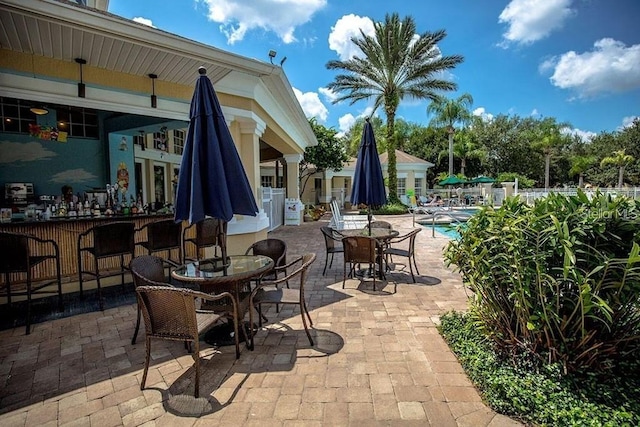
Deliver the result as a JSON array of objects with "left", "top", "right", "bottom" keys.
[
  {"left": 336, "top": 227, "right": 400, "bottom": 279},
  {"left": 171, "top": 254, "right": 274, "bottom": 357}
]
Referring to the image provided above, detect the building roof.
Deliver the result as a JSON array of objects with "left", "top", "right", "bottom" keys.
[
  {"left": 0, "top": 0, "right": 316, "bottom": 147},
  {"left": 346, "top": 150, "right": 434, "bottom": 168}
]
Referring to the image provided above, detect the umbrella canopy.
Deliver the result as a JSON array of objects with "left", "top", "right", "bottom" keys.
[
  {"left": 174, "top": 67, "right": 259, "bottom": 224},
  {"left": 438, "top": 175, "right": 467, "bottom": 186},
  {"left": 350, "top": 118, "right": 386, "bottom": 235},
  {"left": 350, "top": 118, "right": 387, "bottom": 209},
  {"left": 470, "top": 175, "right": 496, "bottom": 184}
]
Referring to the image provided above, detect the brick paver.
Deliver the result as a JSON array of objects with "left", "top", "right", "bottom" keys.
[{"left": 0, "top": 214, "right": 521, "bottom": 426}]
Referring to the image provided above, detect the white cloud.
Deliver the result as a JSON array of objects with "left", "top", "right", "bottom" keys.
[
  {"left": 132, "top": 17, "right": 155, "bottom": 27},
  {"left": 293, "top": 87, "right": 328, "bottom": 122},
  {"left": 499, "top": 0, "right": 574, "bottom": 46},
  {"left": 542, "top": 38, "right": 640, "bottom": 97},
  {"left": 473, "top": 107, "right": 494, "bottom": 122},
  {"left": 50, "top": 169, "right": 98, "bottom": 184},
  {"left": 562, "top": 127, "right": 596, "bottom": 142},
  {"left": 319, "top": 87, "right": 339, "bottom": 103},
  {"left": 337, "top": 113, "right": 357, "bottom": 137},
  {"left": 0, "top": 140, "right": 57, "bottom": 163},
  {"left": 530, "top": 108, "right": 540, "bottom": 117},
  {"left": 328, "top": 14, "right": 375, "bottom": 60},
  {"left": 620, "top": 116, "right": 639, "bottom": 130},
  {"left": 198, "top": 0, "right": 326, "bottom": 45}
]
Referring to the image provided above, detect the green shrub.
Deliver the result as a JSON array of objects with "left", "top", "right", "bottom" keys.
[
  {"left": 439, "top": 311, "right": 640, "bottom": 426},
  {"left": 371, "top": 202, "right": 408, "bottom": 215},
  {"left": 444, "top": 190, "right": 640, "bottom": 372}
]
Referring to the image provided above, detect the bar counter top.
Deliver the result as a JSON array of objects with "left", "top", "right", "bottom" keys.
[{"left": 0, "top": 212, "right": 173, "bottom": 227}]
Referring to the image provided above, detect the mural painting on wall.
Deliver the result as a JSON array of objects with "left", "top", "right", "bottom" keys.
[
  {"left": 29, "top": 124, "right": 68, "bottom": 142},
  {"left": 117, "top": 162, "right": 130, "bottom": 195}
]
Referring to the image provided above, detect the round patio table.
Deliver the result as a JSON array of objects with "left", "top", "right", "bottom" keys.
[
  {"left": 171, "top": 254, "right": 274, "bottom": 357},
  {"left": 337, "top": 227, "right": 399, "bottom": 278}
]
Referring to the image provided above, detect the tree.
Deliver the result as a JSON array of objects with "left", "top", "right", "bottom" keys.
[
  {"left": 569, "top": 155, "right": 595, "bottom": 188},
  {"left": 326, "top": 13, "right": 463, "bottom": 203},
  {"left": 600, "top": 149, "right": 634, "bottom": 188},
  {"left": 531, "top": 118, "right": 570, "bottom": 189},
  {"left": 451, "top": 130, "right": 485, "bottom": 176},
  {"left": 427, "top": 93, "right": 473, "bottom": 176},
  {"left": 299, "top": 118, "right": 349, "bottom": 197}
]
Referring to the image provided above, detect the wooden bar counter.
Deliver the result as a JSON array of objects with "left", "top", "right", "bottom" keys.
[{"left": 0, "top": 213, "right": 179, "bottom": 302}]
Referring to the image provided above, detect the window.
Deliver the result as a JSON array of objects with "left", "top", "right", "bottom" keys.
[
  {"left": 276, "top": 176, "right": 284, "bottom": 188},
  {"left": 261, "top": 176, "right": 274, "bottom": 188},
  {"left": 134, "top": 134, "right": 145, "bottom": 150},
  {"left": 173, "top": 130, "right": 185, "bottom": 155},
  {"left": 56, "top": 106, "right": 98, "bottom": 138},
  {"left": 397, "top": 178, "right": 406, "bottom": 196},
  {"left": 0, "top": 97, "right": 36, "bottom": 133},
  {"left": 414, "top": 178, "right": 423, "bottom": 197}
]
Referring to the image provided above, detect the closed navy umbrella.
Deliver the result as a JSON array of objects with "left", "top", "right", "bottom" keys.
[
  {"left": 174, "top": 67, "right": 259, "bottom": 225},
  {"left": 350, "top": 118, "right": 387, "bottom": 234}
]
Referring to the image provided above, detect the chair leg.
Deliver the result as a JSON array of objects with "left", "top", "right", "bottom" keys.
[
  {"left": 193, "top": 339, "right": 200, "bottom": 398},
  {"left": 94, "top": 257, "right": 104, "bottom": 311},
  {"left": 55, "top": 256, "right": 63, "bottom": 312},
  {"left": 412, "top": 254, "right": 420, "bottom": 276},
  {"left": 141, "top": 337, "right": 151, "bottom": 390},
  {"left": 300, "top": 307, "right": 314, "bottom": 346},
  {"left": 25, "top": 274, "right": 32, "bottom": 335},
  {"left": 131, "top": 306, "right": 141, "bottom": 345},
  {"left": 322, "top": 254, "right": 329, "bottom": 275}
]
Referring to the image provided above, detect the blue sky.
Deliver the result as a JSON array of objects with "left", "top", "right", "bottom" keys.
[{"left": 108, "top": 0, "right": 639, "bottom": 140}]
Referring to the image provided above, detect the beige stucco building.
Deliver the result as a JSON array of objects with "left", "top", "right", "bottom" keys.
[{"left": 0, "top": 0, "right": 316, "bottom": 251}]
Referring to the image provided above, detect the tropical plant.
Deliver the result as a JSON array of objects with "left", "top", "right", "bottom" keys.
[
  {"left": 451, "top": 130, "right": 485, "bottom": 176},
  {"left": 568, "top": 154, "right": 595, "bottom": 188},
  {"left": 531, "top": 118, "right": 570, "bottom": 189},
  {"left": 600, "top": 149, "right": 635, "bottom": 188},
  {"left": 495, "top": 172, "right": 534, "bottom": 188},
  {"left": 444, "top": 191, "right": 640, "bottom": 373},
  {"left": 427, "top": 93, "right": 474, "bottom": 176},
  {"left": 299, "top": 118, "right": 349, "bottom": 197},
  {"left": 326, "top": 13, "right": 463, "bottom": 204}
]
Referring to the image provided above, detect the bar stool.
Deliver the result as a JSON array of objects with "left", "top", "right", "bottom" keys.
[
  {"left": 77, "top": 222, "right": 135, "bottom": 310},
  {"left": 182, "top": 217, "right": 227, "bottom": 263},
  {"left": 135, "top": 219, "right": 182, "bottom": 267},
  {"left": 0, "top": 231, "right": 62, "bottom": 335}
]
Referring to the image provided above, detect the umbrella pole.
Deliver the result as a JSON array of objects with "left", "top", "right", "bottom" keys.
[{"left": 367, "top": 206, "right": 372, "bottom": 236}]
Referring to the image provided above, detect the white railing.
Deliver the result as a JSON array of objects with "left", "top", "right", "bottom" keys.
[
  {"left": 517, "top": 187, "right": 640, "bottom": 204},
  {"left": 261, "top": 187, "right": 286, "bottom": 231}
]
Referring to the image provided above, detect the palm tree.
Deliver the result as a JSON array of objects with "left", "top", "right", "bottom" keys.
[
  {"left": 326, "top": 13, "right": 463, "bottom": 203},
  {"left": 600, "top": 149, "right": 635, "bottom": 188},
  {"left": 452, "top": 131, "right": 486, "bottom": 176},
  {"left": 532, "top": 119, "right": 569, "bottom": 190},
  {"left": 569, "top": 155, "right": 595, "bottom": 188},
  {"left": 427, "top": 93, "right": 473, "bottom": 176}
]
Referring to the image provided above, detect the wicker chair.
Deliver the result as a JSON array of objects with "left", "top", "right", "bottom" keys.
[
  {"left": 130, "top": 255, "right": 172, "bottom": 345},
  {"left": 320, "top": 226, "right": 343, "bottom": 275},
  {"left": 248, "top": 253, "right": 317, "bottom": 349},
  {"left": 135, "top": 219, "right": 182, "bottom": 267},
  {"left": 245, "top": 238, "right": 287, "bottom": 278},
  {"left": 182, "top": 217, "right": 227, "bottom": 263},
  {"left": 383, "top": 228, "right": 422, "bottom": 283},
  {"left": 342, "top": 235, "right": 383, "bottom": 291},
  {"left": 0, "top": 231, "right": 62, "bottom": 335},
  {"left": 77, "top": 222, "right": 135, "bottom": 310},
  {"left": 136, "top": 285, "right": 237, "bottom": 398}
]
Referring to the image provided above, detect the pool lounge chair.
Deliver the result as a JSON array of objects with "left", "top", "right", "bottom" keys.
[{"left": 329, "top": 200, "right": 370, "bottom": 230}]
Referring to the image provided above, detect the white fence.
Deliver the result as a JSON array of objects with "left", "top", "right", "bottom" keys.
[
  {"left": 261, "top": 187, "right": 285, "bottom": 231},
  {"left": 517, "top": 187, "right": 640, "bottom": 204}
]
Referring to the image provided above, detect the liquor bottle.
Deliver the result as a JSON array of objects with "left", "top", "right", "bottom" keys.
[
  {"left": 122, "top": 196, "right": 130, "bottom": 215},
  {"left": 68, "top": 201, "right": 77, "bottom": 217},
  {"left": 130, "top": 195, "right": 138, "bottom": 214},
  {"left": 58, "top": 200, "right": 67, "bottom": 217},
  {"left": 83, "top": 195, "right": 91, "bottom": 216},
  {"left": 92, "top": 198, "right": 101, "bottom": 216}
]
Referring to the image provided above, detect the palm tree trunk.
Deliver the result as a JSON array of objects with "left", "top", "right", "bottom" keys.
[
  {"left": 386, "top": 111, "right": 398, "bottom": 204},
  {"left": 448, "top": 130, "right": 454, "bottom": 176},
  {"left": 578, "top": 173, "right": 584, "bottom": 188},
  {"left": 461, "top": 158, "right": 466, "bottom": 177},
  {"left": 544, "top": 154, "right": 551, "bottom": 190},
  {"left": 618, "top": 166, "right": 625, "bottom": 188}
]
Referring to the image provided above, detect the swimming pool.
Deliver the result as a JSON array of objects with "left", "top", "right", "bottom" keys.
[{"left": 428, "top": 223, "right": 465, "bottom": 239}]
